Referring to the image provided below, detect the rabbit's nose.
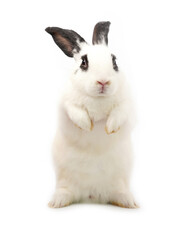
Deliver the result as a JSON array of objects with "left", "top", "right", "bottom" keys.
[{"left": 97, "top": 81, "right": 110, "bottom": 86}]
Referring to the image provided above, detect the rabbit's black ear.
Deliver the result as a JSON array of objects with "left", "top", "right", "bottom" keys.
[
  {"left": 45, "top": 27, "right": 86, "bottom": 57},
  {"left": 92, "top": 21, "right": 111, "bottom": 45}
]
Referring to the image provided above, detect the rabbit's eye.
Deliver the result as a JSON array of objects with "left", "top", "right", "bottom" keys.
[
  {"left": 80, "top": 55, "right": 88, "bottom": 71},
  {"left": 111, "top": 54, "right": 118, "bottom": 71}
]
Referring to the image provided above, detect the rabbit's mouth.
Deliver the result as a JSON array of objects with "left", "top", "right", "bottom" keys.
[
  {"left": 98, "top": 90, "right": 108, "bottom": 96},
  {"left": 99, "top": 86, "right": 108, "bottom": 95},
  {"left": 100, "top": 89, "right": 106, "bottom": 94}
]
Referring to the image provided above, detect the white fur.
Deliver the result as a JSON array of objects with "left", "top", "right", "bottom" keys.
[{"left": 48, "top": 44, "right": 137, "bottom": 208}]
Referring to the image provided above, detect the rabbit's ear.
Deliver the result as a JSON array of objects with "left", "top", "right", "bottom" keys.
[
  {"left": 45, "top": 27, "right": 86, "bottom": 57},
  {"left": 92, "top": 21, "right": 111, "bottom": 45}
]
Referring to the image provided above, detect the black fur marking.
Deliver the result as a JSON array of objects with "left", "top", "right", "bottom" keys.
[
  {"left": 111, "top": 54, "right": 119, "bottom": 71},
  {"left": 45, "top": 27, "right": 86, "bottom": 57},
  {"left": 92, "top": 21, "right": 111, "bottom": 45},
  {"left": 80, "top": 55, "right": 88, "bottom": 71}
]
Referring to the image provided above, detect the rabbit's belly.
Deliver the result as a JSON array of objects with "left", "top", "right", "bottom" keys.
[{"left": 56, "top": 133, "right": 132, "bottom": 202}]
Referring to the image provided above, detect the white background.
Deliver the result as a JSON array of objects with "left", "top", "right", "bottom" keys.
[{"left": 0, "top": 0, "right": 173, "bottom": 239}]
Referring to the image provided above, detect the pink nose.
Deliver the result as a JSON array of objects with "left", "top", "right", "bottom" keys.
[{"left": 97, "top": 81, "right": 110, "bottom": 86}]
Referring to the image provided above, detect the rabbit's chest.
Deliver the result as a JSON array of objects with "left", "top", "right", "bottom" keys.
[{"left": 86, "top": 99, "right": 114, "bottom": 122}]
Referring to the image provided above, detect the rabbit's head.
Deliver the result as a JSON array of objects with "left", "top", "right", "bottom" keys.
[{"left": 46, "top": 22, "right": 120, "bottom": 97}]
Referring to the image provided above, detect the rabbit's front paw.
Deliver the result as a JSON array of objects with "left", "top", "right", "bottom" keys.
[
  {"left": 48, "top": 189, "right": 73, "bottom": 208},
  {"left": 75, "top": 117, "right": 93, "bottom": 132},
  {"left": 105, "top": 117, "right": 120, "bottom": 135}
]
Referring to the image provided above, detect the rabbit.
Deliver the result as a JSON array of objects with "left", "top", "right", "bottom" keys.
[{"left": 45, "top": 21, "right": 138, "bottom": 208}]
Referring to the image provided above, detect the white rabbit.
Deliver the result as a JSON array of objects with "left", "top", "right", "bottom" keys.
[{"left": 45, "top": 21, "right": 138, "bottom": 208}]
